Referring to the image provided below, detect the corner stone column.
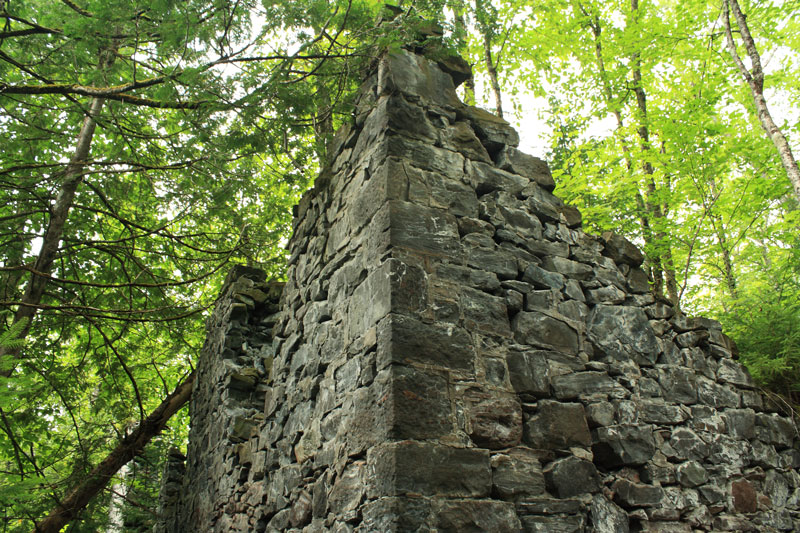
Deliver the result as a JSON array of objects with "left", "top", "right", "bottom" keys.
[{"left": 256, "top": 48, "right": 536, "bottom": 531}]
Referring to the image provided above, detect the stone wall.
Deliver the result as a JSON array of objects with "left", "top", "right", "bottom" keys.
[{"left": 157, "top": 48, "right": 800, "bottom": 532}]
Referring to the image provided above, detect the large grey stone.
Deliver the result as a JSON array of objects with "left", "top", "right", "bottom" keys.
[
  {"left": 495, "top": 145, "right": 555, "bottom": 191},
  {"left": 612, "top": 479, "right": 663, "bottom": 507},
  {"left": 389, "top": 365, "right": 452, "bottom": 439},
  {"left": 593, "top": 425, "right": 656, "bottom": 468},
  {"left": 676, "top": 461, "right": 708, "bottom": 488},
  {"left": 434, "top": 499, "right": 522, "bottom": 532},
  {"left": 506, "top": 350, "right": 551, "bottom": 397},
  {"left": 667, "top": 428, "right": 709, "bottom": 461},
  {"left": 512, "top": 311, "right": 579, "bottom": 354},
  {"left": 725, "top": 408, "right": 756, "bottom": 440},
  {"left": 523, "top": 400, "right": 591, "bottom": 450},
  {"left": 658, "top": 367, "right": 698, "bottom": 405},
  {"left": 462, "top": 287, "right": 512, "bottom": 337},
  {"left": 466, "top": 243, "right": 518, "bottom": 279},
  {"left": 389, "top": 200, "right": 460, "bottom": 256},
  {"left": 552, "top": 371, "right": 626, "bottom": 400},
  {"left": 435, "top": 263, "right": 500, "bottom": 291},
  {"left": 369, "top": 93, "right": 437, "bottom": 142},
  {"left": 378, "top": 49, "right": 461, "bottom": 108},
  {"left": 377, "top": 314, "right": 474, "bottom": 371},
  {"left": 756, "top": 413, "right": 795, "bottom": 447},
  {"left": 360, "top": 496, "right": 431, "bottom": 532},
  {"left": 519, "top": 514, "right": 586, "bottom": 533},
  {"left": 637, "top": 399, "right": 689, "bottom": 425},
  {"left": 716, "top": 358, "right": 754, "bottom": 388},
  {"left": 328, "top": 462, "right": 365, "bottom": 517},
  {"left": 601, "top": 232, "right": 644, "bottom": 267},
  {"left": 588, "top": 305, "right": 660, "bottom": 366},
  {"left": 541, "top": 255, "right": 593, "bottom": 280},
  {"left": 406, "top": 163, "right": 479, "bottom": 217},
  {"left": 440, "top": 121, "right": 492, "bottom": 162},
  {"left": 491, "top": 447, "right": 546, "bottom": 499},
  {"left": 467, "top": 160, "right": 528, "bottom": 196},
  {"left": 468, "top": 395, "right": 523, "bottom": 449},
  {"left": 543, "top": 456, "right": 601, "bottom": 498},
  {"left": 522, "top": 263, "right": 566, "bottom": 290},
  {"left": 591, "top": 494, "right": 629, "bottom": 533},
  {"left": 367, "top": 441, "right": 491, "bottom": 498},
  {"left": 457, "top": 105, "right": 520, "bottom": 152}
]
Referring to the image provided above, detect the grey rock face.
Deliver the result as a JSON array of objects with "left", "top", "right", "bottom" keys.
[
  {"left": 544, "top": 455, "right": 601, "bottom": 498},
  {"left": 588, "top": 305, "right": 660, "bottom": 365},
  {"left": 594, "top": 425, "right": 657, "bottom": 468},
  {"left": 495, "top": 145, "right": 556, "bottom": 191},
  {"left": 523, "top": 400, "right": 591, "bottom": 450},
  {"left": 591, "top": 494, "right": 629, "bottom": 533},
  {"left": 155, "top": 47, "right": 800, "bottom": 533},
  {"left": 491, "top": 448, "right": 546, "bottom": 500}
]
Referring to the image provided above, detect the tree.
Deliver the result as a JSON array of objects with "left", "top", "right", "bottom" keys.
[
  {"left": 721, "top": 0, "right": 800, "bottom": 205},
  {"left": 0, "top": 0, "right": 383, "bottom": 529},
  {"left": 455, "top": 0, "right": 799, "bottom": 391}
]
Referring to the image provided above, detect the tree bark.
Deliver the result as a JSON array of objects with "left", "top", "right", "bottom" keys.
[
  {"left": 34, "top": 373, "right": 195, "bottom": 533},
  {"left": 722, "top": 0, "right": 800, "bottom": 205},
  {"left": 0, "top": 97, "right": 104, "bottom": 377},
  {"left": 629, "top": 0, "right": 679, "bottom": 307},
  {"left": 453, "top": 8, "right": 476, "bottom": 105},
  {"left": 586, "top": 7, "right": 677, "bottom": 304},
  {"left": 475, "top": 0, "right": 503, "bottom": 118},
  {"left": 482, "top": 31, "right": 503, "bottom": 118}
]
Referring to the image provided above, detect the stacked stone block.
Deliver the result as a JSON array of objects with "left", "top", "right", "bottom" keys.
[{"left": 158, "top": 49, "right": 800, "bottom": 532}]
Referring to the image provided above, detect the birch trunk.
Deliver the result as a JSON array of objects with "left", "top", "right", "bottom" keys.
[{"left": 722, "top": 0, "right": 800, "bottom": 205}]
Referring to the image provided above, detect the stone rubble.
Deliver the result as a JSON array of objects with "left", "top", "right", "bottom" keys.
[{"left": 155, "top": 48, "right": 800, "bottom": 532}]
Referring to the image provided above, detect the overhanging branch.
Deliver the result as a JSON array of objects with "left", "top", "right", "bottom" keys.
[{"left": 34, "top": 373, "right": 195, "bottom": 533}]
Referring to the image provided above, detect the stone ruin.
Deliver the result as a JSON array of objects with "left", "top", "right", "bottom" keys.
[{"left": 154, "top": 47, "right": 800, "bottom": 532}]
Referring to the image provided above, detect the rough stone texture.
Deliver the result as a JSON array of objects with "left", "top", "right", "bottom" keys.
[{"left": 155, "top": 47, "right": 800, "bottom": 532}]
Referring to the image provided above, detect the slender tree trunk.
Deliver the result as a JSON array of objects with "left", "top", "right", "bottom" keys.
[
  {"left": 629, "top": 0, "right": 679, "bottom": 306},
  {"left": 312, "top": 80, "right": 333, "bottom": 164},
  {"left": 719, "top": 236, "right": 738, "bottom": 298},
  {"left": 1, "top": 211, "right": 28, "bottom": 303},
  {"left": 482, "top": 32, "right": 503, "bottom": 118},
  {"left": 0, "top": 97, "right": 104, "bottom": 376},
  {"left": 106, "top": 462, "right": 130, "bottom": 532},
  {"left": 475, "top": 0, "right": 503, "bottom": 118},
  {"left": 34, "top": 373, "right": 195, "bottom": 533},
  {"left": 663, "top": 249, "right": 680, "bottom": 305},
  {"left": 454, "top": 8, "right": 476, "bottom": 105},
  {"left": 722, "top": 0, "right": 800, "bottom": 205},
  {"left": 587, "top": 11, "right": 675, "bottom": 302},
  {"left": 706, "top": 179, "right": 738, "bottom": 299}
]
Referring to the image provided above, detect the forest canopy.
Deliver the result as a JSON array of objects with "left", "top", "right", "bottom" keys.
[{"left": 0, "top": 0, "right": 798, "bottom": 530}]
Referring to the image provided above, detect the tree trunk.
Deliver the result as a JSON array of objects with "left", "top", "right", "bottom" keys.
[
  {"left": 454, "top": 8, "right": 476, "bottom": 105},
  {"left": 312, "top": 80, "right": 333, "bottom": 165},
  {"left": 475, "top": 0, "right": 503, "bottom": 118},
  {"left": 105, "top": 461, "right": 130, "bottom": 532},
  {"left": 0, "top": 97, "right": 105, "bottom": 377},
  {"left": 630, "top": 0, "right": 679, "bottom": 306},
  {"left": 34, "top": 373, "right": 195, "bottom": 533},
  {"left": 482, "top": 31, "right": 503, "bottom": 118},
  {"left": 722, "top": 0, "right": 800, "bottom": 205},
  {"left": 588, "top": 7, "right": 680, "bottom": 302}
]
